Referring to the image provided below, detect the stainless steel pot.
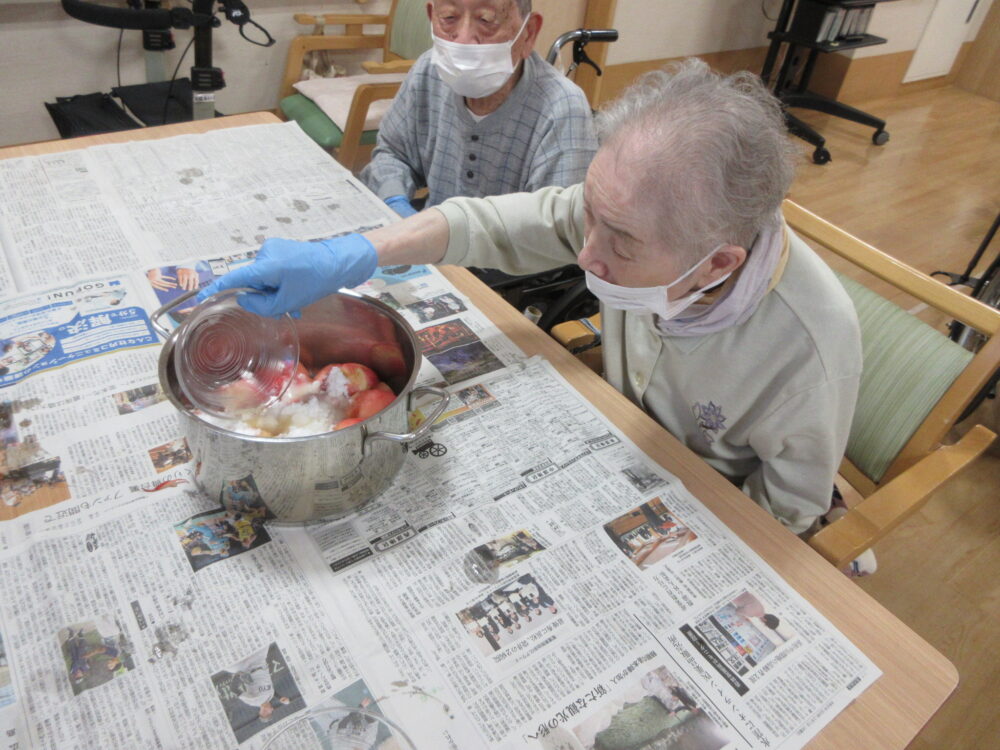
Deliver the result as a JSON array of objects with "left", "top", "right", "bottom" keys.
[{"left": 154, "top": 291, "right": 449, "bottom": 523}]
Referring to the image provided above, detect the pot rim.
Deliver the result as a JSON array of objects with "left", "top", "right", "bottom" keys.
[{"left": 158, "top": 291, "right": 421, "bottom": 442}]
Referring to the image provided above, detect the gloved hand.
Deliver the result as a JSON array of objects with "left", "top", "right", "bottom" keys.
[
  {"left": 385, "top": 195, "right": 418, "bottom": 218},
  {"left": 196, "top": 234, "right": 378, "bottom": 317}
]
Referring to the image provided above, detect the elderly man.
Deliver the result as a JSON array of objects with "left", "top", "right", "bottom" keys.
[
  {"left": 361, "top": 0, "right": 598, "bottom": 217},
  {"left": 199, "top": 60, "right": 863, "bottom": 559}
]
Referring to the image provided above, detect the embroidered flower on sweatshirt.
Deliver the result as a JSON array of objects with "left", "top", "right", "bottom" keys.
[{"left": 693, "top": 401, "right": 726, "bottom": 444}]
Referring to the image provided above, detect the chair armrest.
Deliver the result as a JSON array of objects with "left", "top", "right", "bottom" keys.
[
  {"left": 362, "top": 59, "right": 416, "bottom": 74},
  {"left": 336, "top": 82, "right": 405, "bottom": 173},
  {"left": 809, "top": 424, "right": 996, "bottom": 568}
]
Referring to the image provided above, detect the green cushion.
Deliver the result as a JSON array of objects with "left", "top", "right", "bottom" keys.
[
  {"left": 838, "top": 273, "right": 974, "bottom": 482},
  {"left": 389, "top": 0, "right": 433, "bottom": 60},
  {"left": 279, "top": 94, "right": 378, "bottom": 150}
]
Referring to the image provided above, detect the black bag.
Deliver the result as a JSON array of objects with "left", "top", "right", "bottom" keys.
[
  {"left": 44, "top": 92, "right": 142, "bottom": 139},
  {"left": 112, "top": 78, "right": 197, "bottom": 126}
]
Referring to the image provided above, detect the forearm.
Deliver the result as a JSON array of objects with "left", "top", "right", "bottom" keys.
[
  {"left": 364, "top": 207, "right": 450, "bottom": 267},
  {"left": 360, "top": 149, "right": 416, "bottom": 201}
]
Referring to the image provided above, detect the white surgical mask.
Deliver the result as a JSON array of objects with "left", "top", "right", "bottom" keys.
[
  {"left": 431, "top": 14, "right": 530, "bottom": 99},
  {"left": 585, "top": 245, "right": 731, "bottom": 321}
]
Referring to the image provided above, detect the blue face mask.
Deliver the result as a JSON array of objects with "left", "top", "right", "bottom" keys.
[{"left": 585, "top": 246, "right": 731, "bottom": 320}]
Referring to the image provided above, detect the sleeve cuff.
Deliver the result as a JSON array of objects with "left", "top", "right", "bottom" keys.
[
  {"left": 375, "top": 179, "right": 410, "bottom": 202},
  {"left": 436, "top": 201, "right": 473, "bottom": 266}
]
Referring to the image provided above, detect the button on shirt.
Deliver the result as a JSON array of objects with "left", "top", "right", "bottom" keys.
[{"left": 360, "top": 51, "right": 598, "bottom": 206}]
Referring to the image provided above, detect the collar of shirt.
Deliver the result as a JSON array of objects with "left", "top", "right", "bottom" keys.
[{"left": 454, "top": 52, "right": 540, "bottom": 128}]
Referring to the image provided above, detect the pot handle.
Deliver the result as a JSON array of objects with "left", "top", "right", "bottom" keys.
[
  {"left": 363, "top": 385, "right": 451, "bottom": 455},
  {"left": 150, "top": 289, "right": 199, "bottom": 340}
]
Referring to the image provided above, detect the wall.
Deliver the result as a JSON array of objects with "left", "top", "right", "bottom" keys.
[
  {"left": 1, "top": 0, "right": 996, "bottom": 148},
  {"left": 604, "top": 0, "right": 774, "bottom": 65},
  {"left": 954, "top": 0, "right": 1000, "bottom": 101},
  {"left": 0, "top": 0, "right": 591, "bottom": 148},
  {"left": 0, "top": 0, "right": 393, "bottom": 148},
  {"left": 597, "top": 0, "right": 996, "bottom": 106}
]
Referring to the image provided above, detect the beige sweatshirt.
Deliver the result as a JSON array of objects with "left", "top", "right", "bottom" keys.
[{"left": 438, "top": 184, "right": 861, "bottom": 533}]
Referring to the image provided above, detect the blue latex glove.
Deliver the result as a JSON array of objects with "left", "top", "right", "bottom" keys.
[
  {"left": 196, "top": 235, "right": 378, "bottom": 317},
  {"left": 385, "top": 195, "right": 418, "bottom": 218}
]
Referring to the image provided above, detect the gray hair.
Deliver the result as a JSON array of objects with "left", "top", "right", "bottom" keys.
[
  {"left": 595, "top": 58, "right": 796, "bottom": 266},
  {"left": 433, "top": 1, "right": 531, "bottom": 19}
]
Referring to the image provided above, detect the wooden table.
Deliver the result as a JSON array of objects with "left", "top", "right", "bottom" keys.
[{"left": 0, "top": 112, "right": 958, "bottom": 749}]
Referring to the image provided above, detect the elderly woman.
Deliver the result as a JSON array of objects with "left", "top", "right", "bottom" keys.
[{"left": 199, "top": 59, "right": 861, "bottom": 549}]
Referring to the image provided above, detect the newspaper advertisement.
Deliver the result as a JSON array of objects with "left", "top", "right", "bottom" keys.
[{"left": 0, "top": 122, "right": 879, "bottom": 750}]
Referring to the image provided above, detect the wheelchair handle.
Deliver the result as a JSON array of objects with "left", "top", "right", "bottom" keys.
[{"left": 546, "top": 29, "right": 619, "bottom": 66}]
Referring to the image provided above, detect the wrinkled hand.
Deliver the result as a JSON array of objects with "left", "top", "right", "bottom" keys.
[
  {"left": 195, "top": 234, "right": 378, "bottom": 317},
  {"left": 146, "top": 268, "right": 177, "bottom": 291},
  {"left": 385, "top": 195, "right": 418, "bottom": 218},
  {"left": 176, "top": 267, "right": 201, "bottom": 291}
]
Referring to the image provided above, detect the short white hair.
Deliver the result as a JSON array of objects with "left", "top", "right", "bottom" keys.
[
  {"left": 595, "top": 58, "right": 796, "bottom": 265},
  {"left": 433, "top": 0, "right": 531, "bottom": 18}
]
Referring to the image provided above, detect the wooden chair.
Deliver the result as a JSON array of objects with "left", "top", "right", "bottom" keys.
[
  {"left": 552, "top": 200, "right": 1000, "bottom": 569},
  {"left": 784, "top": 200, "right": 998, "bottom": 568},
  {"left": 278, "top": 0, "right": 431, "bottom": 172}
]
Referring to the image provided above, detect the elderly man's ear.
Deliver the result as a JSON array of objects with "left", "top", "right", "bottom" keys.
[{"left": 518, "top": 12, "right": 544, "bottom": 59}]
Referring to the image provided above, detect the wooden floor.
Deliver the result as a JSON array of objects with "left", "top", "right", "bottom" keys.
[{"left": 787, "top": 86, "right": 1000, "bottom": 750}]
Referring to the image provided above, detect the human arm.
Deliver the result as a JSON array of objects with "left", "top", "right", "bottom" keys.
[
  {"left": 195, "top": 209, "right": 450, "bottom": 316},
  {"left": 358, "top": 62, "right": 426, "bottom": 201},
  {"left": 436, "top": 183, "right": 585, "bottom": 273},
  {"left": 741, "top": 376, "right": 859, "bottom": 535}
]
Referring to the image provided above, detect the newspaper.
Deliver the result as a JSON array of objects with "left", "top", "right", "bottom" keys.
[{"left": 0, "top": 122, "right": 880, "bottom": 750}]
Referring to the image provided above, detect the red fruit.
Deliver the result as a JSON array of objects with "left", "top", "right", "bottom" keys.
[
  {"left": 374, "top": 381, "right": 393, "bottom": 394},
  {"left": 256, "top": 360, "right": 297, "bottom": 398},
  {"left": 347, "top": 389, "right": 395, "bottom": 420},
  {"left": 215, "top": 377, "right": 266, "bottom": 411},
  {"left": 339, "top": 362, "right": 380, "bottom": 393},
  {"left": 334, "top": 417, "right": 365, "bottom": 430},
  {"left": 312, "top": 363, "right": 335, "bottom": 388},
  {"left": 369, "top": 343, "right": 406, "bottom": 379},
  {"left": 313, "top": 362, "right": 379, "bottom": 394}
]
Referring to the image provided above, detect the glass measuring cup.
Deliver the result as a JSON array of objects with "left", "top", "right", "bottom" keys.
[{"left": 153, "top": 288, "right": 299, "bottom": 418}]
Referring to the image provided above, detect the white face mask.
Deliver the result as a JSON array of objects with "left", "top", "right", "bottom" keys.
[
  {"left": 430, "top": 13, "right": 530, "bottom": 99},
  {"left": 585, "top": 245, "right": 731, "bottom": 321}
]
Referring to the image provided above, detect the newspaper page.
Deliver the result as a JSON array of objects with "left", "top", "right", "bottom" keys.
[
  {"left": 0, "top": 122, "right": 880, "bottom": 750},
  {"left": 289, "top": 356, "right": 881, "bottom": 750},
  {"left": 0, "top": 122, "right": 398, "bottom": 294},
  {"left": 0, "top": 150, "right": 147, "bottom": 292}
]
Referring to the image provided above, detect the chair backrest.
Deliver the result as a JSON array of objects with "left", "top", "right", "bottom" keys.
[
  {"left": 386, "top": 0, "right": 433, "bottom": 61},
  {"left": 783, "top": 199, "right": 1000, "bottom": 495},
  {"left": 837, "top": 274, "right": 973, "bottom": 483}
]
